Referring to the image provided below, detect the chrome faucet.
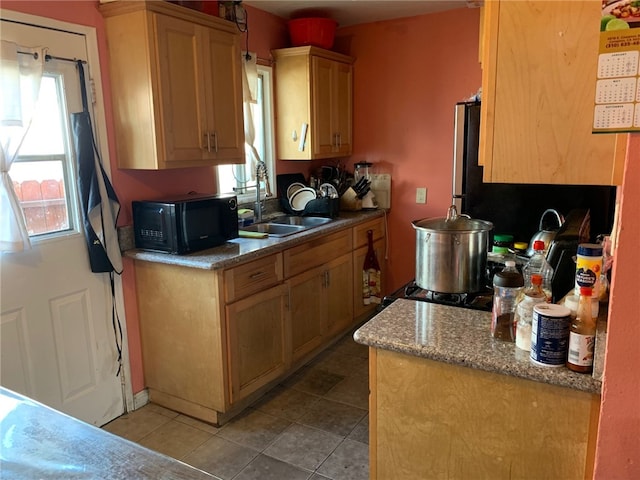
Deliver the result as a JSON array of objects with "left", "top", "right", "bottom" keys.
[{"left": 254, "top": 160, "right": 272, "bottom": 223}]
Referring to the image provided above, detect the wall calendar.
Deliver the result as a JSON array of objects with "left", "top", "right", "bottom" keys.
[{"left": 594, "top": 0, "right": 640, "bottom": 133}]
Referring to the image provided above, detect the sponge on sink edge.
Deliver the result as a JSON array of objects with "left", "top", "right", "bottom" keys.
[{"left": 238, "top": 230, "right": 268, "bottom": 239}]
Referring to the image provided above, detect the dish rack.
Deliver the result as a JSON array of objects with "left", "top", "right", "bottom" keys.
[{"left": 277, "top": 173, "right": 340, "bottom": 218}]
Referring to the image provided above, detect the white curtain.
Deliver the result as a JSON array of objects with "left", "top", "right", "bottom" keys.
[
  {"left": 242, "top": 51, "right": 260, "bottom": 174},
  {"left": 0, "top": 41, "right": 45, "bottom": 252}
]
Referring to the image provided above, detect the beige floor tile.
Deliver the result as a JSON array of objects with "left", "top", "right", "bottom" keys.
[
  {"left": 217, "top": 409, "right": 291, "bottom": 451},
  {"left": 183, "top": 435, "right": 259, "bottom": 480},
  {"left": 252, "top": 386, "right": 321, "bottom": 421},
  {"left": 317, "top": 438, "right": 369, "bottom": 480},
  {"left": 284, "top": 367, "right": 346, "bottom": 396},
  {"left": 137, "top": 419, "right": 213, "bottom": 460},
  {"left": 264, "top": 424, "right": 343, "bottom": 471},
  {"left": 310, "top": 351, "right": 368, "bottom": 379},
  {"left": 299, "top": 398, "right": 367, "bottom": 437},
  {"left": 324, "top": 375, "right": 369, "bottom": 410},
  {"left": 235, "top": 453, "right": 313, "bottom": 480},
  {"left": 347, "top": 414, "right": 369, "bottom": 445},
  {"left": 101, "top": 407, "right": 173, "bottom": 442},
  {"left": 175, "top": 414, "right": 220, "bottom": 435},
  {"left": 143, "top": 402, "right": 180, "bottom": 418},
  {"left": 330, "top": 335, "right": 369, "bottom": 359}
]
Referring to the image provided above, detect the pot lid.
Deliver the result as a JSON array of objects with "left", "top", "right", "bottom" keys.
[{"left": 412, "top": 205, "right": 493, "bottom": 233}]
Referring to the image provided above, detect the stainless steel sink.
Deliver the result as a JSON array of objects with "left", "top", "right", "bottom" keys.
[
  {"left": 241, "top": 223, "right": 306, "bottom": 237},
  {"left": 241, "top": 216, "right": 333, "bottom": 237},
  {"left": 270, "top": 215, "right": 333, "bottom": 227}
]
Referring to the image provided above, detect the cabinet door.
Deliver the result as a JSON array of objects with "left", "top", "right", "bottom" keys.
[
  {"left": 333, "top": 61, "right": 353, "bottom": 156},
  {"left": 205, "top": 27, "right": 245, "bottom": 163},
  {"left": 311, "top": 56, "right": 335, "bottom": 156},
  {"left": 226, "top": 284, "right": 289, "bottom": 403},
  {"left": 353, "top": 238, "right": 385, "bottom": 320},
  {"left": 287, "top": 266, "right": 325, "bottom": 364},
  {"left": 480, "top": 0, "right": 626, "bottom": 185},
  {"left": 155, "top": 14, "right": 209, "bottom": 164},
  {"left": 325, "top": 253, "right": 354, "bottom": 338}
]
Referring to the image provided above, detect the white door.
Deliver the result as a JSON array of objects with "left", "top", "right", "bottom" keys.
[{"left": 0, "top": 14, "right": 127, "bottom": 426}]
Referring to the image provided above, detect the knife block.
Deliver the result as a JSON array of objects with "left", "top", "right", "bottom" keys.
[{"left": 340, "top": 187, "right": 362, "bottom": 211}]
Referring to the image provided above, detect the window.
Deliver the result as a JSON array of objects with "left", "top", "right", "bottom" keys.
[
  {"left": 217, "top": 64, "right": 275, "bottom": 203},
  {"left": 9, "top": 66, "right": 80, "bottom": 239}
]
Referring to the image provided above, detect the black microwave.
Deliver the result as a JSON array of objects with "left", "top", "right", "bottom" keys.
[{"left": 132, "top": 193, "right": 238, "bottom": 254}]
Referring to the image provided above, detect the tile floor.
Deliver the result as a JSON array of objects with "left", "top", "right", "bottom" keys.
[{"left": 103, "top": 330, "right": 370, "bottom": 480}]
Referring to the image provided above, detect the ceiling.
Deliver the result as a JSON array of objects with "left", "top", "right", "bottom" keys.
[{"left": 242, "top": 1, "right": 477, "bottom": 27}]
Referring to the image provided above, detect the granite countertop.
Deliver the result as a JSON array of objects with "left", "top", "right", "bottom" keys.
[
  {"left": 354, "top": 298, "right": 602, "bottom": 395},
  {"left": 122, "top": 210, "right": 384, "bottom": 270}
]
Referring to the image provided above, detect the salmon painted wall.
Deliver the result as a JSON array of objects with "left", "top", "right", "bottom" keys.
[
  {"left": 336, "top": 9, "right": 482, "bottom": 291},
  {"left": 594, "top": 133, "right": 640, "bottom": 478}
]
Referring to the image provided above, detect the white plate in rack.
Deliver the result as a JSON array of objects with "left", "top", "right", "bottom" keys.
[
  {"left": 286, "top": 182, "right": 305, "bottom": 199},
  {"left": 289, "top": 187, "right": 317, "bottom": 211}
]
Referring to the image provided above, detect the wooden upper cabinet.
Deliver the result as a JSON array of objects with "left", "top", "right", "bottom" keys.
[
  {"left": 479, "top": 0, "right": 627, "bottom": 185},
  {"left": 273, "top": 46, "right": 354, "bottom": 160},
  {"left": 100, "top": 0, "right": 244, "bottom": 169}
]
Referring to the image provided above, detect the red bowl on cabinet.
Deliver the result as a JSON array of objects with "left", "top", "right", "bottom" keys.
[{"left": 288, "top": 17, "right": 338, "bottom": 50}]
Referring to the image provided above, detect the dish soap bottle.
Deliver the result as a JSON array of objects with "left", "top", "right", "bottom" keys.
[
  {"left": 363, "top": 229, "right": 381, "bottom": 305},
  {"left": 566, "top": 286, "right": 597, "bottom": 374}
]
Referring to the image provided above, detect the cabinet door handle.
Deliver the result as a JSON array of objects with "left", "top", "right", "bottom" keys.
[
  {"left": 204, "top": 132, "right": 211, "bottom": 153},
  {"left": 338, "top": 133, "right": 342, "bottom": 148},
  {"left": 213, "top": 131, "right": 218, "bottom": 153},
  {"left": 324, "top": 270, "right": 330, "bottom": 287},
  {"left": 249, "top": 271, "right": 265, "bottom": 279}
]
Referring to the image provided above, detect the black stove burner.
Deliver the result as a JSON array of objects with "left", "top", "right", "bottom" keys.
[{"left": 382, "top": 280, "right": 493, "bottom": 312}]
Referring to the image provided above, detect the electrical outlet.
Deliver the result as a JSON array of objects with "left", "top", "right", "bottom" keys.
[{"left": 416, "top": 187, "right": 427, "bottom": 204}]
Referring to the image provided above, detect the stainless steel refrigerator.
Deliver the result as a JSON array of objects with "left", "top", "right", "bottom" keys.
[{"left": 451, "top": 101, "right": 616, "bottom": 245}]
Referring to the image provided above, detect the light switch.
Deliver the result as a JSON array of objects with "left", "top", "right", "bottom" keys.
[{"left": 416, "top": 187, "right": 427, "bottom": 204}]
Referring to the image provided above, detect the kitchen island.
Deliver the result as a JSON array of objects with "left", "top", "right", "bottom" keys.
[{"left": 354, "top": 299, "right": 601, "bottom": 479}]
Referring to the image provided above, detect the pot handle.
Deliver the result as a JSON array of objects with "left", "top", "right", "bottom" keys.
[{"left": 539, "top": 209, "right": 565, "bottom": 230}]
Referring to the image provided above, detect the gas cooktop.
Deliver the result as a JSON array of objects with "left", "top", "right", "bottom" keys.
[{"left": 382, "top": 280, "right": 493, "bottom": 312}]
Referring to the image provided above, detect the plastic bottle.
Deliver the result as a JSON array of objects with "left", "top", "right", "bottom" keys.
[
  {"left": 491, "top": 265, "right": 524, "bottom": 341},
  {"left": 574, "top": 243, "right": 603, "bottom": 298},
  {"left": 514, "top": 274, "right": 546, "bottom": 351},
  {"left": 522, "top": 240, "right": 554, "bottom": 301},
  {"left": 362, "top": 229, "right": 381, "bottom": 305},
  {"left": 566, "top": 286, "right": 597, "bottom": 374}
]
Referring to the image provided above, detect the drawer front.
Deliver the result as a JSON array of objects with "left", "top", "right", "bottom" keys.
[
  {"left": 224, "top": 253, "right": 283, "bottom": 303},
  {"left": 284, "top": 230, "right": 352, "bottom": 278},
  {"left": 353, "top": 216, "right": 385, "bottom": 249}
]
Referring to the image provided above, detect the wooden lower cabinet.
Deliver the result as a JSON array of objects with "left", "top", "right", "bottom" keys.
[
  {"left": 369, "top": 348, "right": 600, "bottom": 480},
  {"left": 288, "top": 266, "right": 325, "bottom": 363},
  {"left": 324, "top": 253, "right": 354, "bottom": 338},
  {"left": 288, "top": 252, "right": 353, "bottom": 365},
  {"left": 226, "top": 284, "right": 289, "bottom": 403},
  {"left": 134, "top": 215, "right": 385, "bottom": 425}
]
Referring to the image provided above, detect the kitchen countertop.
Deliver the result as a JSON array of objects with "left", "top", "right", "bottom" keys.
[
  {"left": 123, "top": 210, "right": 385, "bottom": 270},
  {"left": 354, "top": 298, "right": 602, "bottom": 395},
  {"left": 0, "top": 387, "right": 218, "bottom": 480}
]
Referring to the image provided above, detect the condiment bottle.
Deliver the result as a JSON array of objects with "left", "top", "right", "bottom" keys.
[
  {"left": 514, "top": 273, "right": 546, "bottom": 351},
  {"left": 363, "top": 229, "right": 381, "bottom": 305},
  {"left": 574, "top": 243, "right": 603, "bottom": 298},
  {"left": 566, "top": 286, "right": 596, "bottom": 373},
  {"left": 522, "top": 240, "right": 554, "bottom": 301},
  {"left": 491, "top": 265, "right": 524, "bottom": 341}
]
